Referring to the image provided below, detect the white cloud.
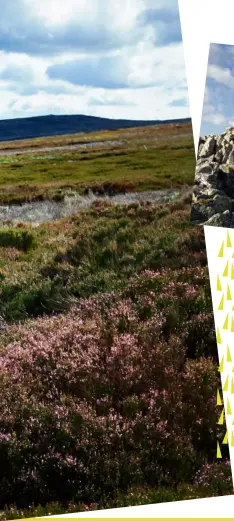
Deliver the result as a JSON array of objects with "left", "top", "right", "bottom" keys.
[
  {"left": 207, "top": 64, "right": 234, "bottom": 89},
  {"left": 0, "top": 82, "right": 187, "bottom": 121},
  {"left": 0, "top": 0, "right": 188, "bottom": 121},
  {"left": 202, "top": 88, "right": 231, "bottom": 128},
  {"left": 204, "top": 112, "right": 228, "bottom": 126}
]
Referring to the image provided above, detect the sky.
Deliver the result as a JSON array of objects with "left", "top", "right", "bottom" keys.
[
  {"left": 0, "top": 0, "right": 190, "bottom": 121},
  {"left": 201, "top": 43, "right": 234, "bottom": 136}
]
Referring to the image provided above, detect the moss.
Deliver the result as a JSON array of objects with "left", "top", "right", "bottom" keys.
[{"left": 0, "top": 127, "right": 195, "bottom": 204}]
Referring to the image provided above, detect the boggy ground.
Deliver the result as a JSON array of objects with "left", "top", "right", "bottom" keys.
[
  {"left": 0, "top": 195, "right": 232, "bottom": 519},
  {"left": 0, "top": 122, "right": 194, "bottom": 204}
]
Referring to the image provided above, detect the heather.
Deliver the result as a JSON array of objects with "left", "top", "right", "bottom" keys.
[
  {"left": 0, "top": 291, "right": 225, "bottom": 507},
  {"left": 0, "top": 194, "right": 232, "bottom": 512},
  {"left": 0, "top": 195, "right": 208, "bottom": 322},
  {"left": 1, "top": 465, "right": 232, "bottom": 520}
]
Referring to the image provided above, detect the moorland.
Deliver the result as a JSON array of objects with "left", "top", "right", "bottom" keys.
[
  {"left": 0, "top": 120, "right": 232, "bottom": 520},
  {"left": 0, "top": 122, "right": 194, "bottom": 204}
]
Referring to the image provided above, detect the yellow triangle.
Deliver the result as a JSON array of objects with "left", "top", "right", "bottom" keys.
[
  {"left": 217, "top": 389, "right": 223, "bottom": 405},
  {"left": 227, "top": 285, "right": 232, "bottom": 301},
  {"left": 217, "top": 441, "right": 222, "bottom": 458},
  {"left": 217, "top": 275, "right": 222, "bottom": 291},
  {"left": 223, "top": 375, "right": 229, "bottom": 392},
  {"left": 223, "top": 376, "right": 229, "bottom": 392},
  {"left": 218, "top": 242, "right": 224, "bottom": 258},
  {"left": 223, "top": 314, "right": 229, "bottom": 330},
  {"left": 223, "top": 261, "right": 229, "bottom": 277},
  {"left": 227, "top": 398, "right": 232, "bottom": 415},
  {"left": 227, "top": 346, "right": 232, "bottom": 362},
  {"left": 216, "top": 328, "right": 223, "bottom": 344},
  {"left": 227, "top": 232, "right": 232, "bottom": 248},
  {"left": 218, "top": 408, "right": 224, "bottom": 425},
  {"left": 222, "top": 431, "right": 228, "bottom": 444},
  {"left": 231, "top": 378, "right": 234, "bottom": 394},
  {"left": 218, "top": 295, "right": 224, "bottom": 310},
  {"left": 231, "top": 317, "right": 234, "bottom": 333},
  {"left": 218, "top": 356, "right": 224, "bottom": 372},
  {"left": 232, "top": 263, "right": 234, "bottom": 280},
  {"left": 232, "top": 431, "right": 234, "bottom": 447}
]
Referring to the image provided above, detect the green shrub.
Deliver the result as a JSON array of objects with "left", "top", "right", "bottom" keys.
[
  {"left": 1, "top": 481, "right": 231, "bottom": 521},
  {"left": 0, "top": 229, "right": 36, "bottom": 252},
  {"left": 1, "top": 279, "right": 70, "bottom": 321}
]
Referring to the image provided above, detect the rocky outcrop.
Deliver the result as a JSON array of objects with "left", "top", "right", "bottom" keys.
[{"left": 191, "top": 129, "right": 234, "bottom": 227}]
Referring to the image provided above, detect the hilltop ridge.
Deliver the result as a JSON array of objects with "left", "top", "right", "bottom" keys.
[{"left": 0, "top": 113, "right": 191, "bottom": 142}]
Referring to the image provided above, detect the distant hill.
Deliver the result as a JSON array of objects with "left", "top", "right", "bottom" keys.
[{"left": 0, "top": 114, "right": 191, "bottom": 142}]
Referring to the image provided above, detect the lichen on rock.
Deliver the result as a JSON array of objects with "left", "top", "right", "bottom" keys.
[{"left": 191, "top": 128, "right": 234, "bottom": 227}]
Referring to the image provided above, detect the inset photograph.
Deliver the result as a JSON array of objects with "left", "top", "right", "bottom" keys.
[
  {"left": 0, "top": 3, "right": 232, "bottom": 520},
  {"left": 191, "top": 43, "right": 234, "bottom": 227}
]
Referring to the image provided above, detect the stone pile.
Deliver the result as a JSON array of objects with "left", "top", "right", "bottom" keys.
[{"left": 191, "top": 128, "right": 234, "bottom": 227}]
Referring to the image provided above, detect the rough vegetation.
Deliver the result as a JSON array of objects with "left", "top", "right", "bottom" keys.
[
  {"left": 0, "top": 124, "right": 194, "bottom": 204},
  {"left": 0, "top": 123, "right": 232, "bottom": 518},
  {"left": 0, "top": 121, "right": 193, "bottom": 151},
  {"left": 0, "top": 196, "right": 232, "bottom": 517}
]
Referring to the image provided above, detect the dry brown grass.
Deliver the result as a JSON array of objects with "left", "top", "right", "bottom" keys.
[{"left": 0, "top": 121, "right": 193, "bottom": 151}]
